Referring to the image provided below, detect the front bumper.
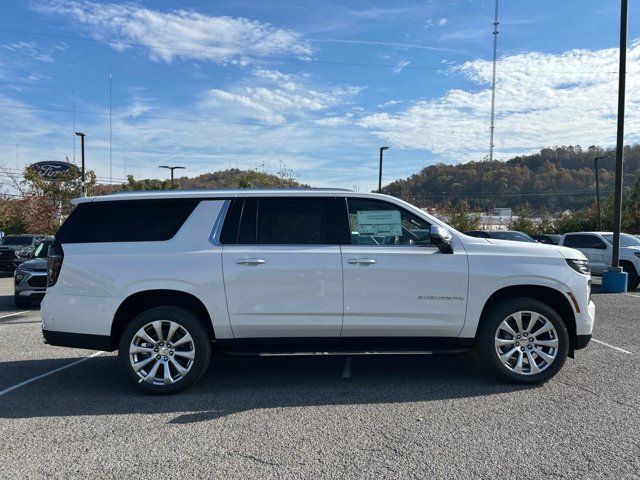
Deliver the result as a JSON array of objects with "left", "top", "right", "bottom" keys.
[{"left": 575, "top": 334, "right": 592, "bottom": 349}]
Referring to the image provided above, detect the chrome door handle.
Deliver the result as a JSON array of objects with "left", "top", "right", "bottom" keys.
[
  {"left": 236, "top": 258, "right": 266, "bottom": 265},
  {"left": 347, "top": 257, "right": 377, "bottom": 265}
]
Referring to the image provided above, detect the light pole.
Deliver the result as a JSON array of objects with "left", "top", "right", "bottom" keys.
[
  {"left": 378, "top": 146, "right": 389, "bottom": 193},
  {"left": 594, "top": 155, "right": 611, "bottom": 230},
  {"left": 602, "top": 0, "right": 629, "bottom": 293},
  {"left": 159, "top": 165, "right": 185, "bottom": 189},
  {"left": 74, "top": 132, "right": 86, "bottom": 197}
]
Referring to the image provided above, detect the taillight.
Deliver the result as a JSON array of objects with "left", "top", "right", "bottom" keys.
[{"left": 47, "top": 243, "right": 64, "bottom": 287}]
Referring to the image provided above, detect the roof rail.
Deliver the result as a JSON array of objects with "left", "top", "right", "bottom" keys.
[{"left": 108, "top": 187, "right": 353, "bottom": 195}]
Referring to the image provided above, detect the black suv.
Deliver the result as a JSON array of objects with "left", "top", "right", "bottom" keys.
[{"left": 0, "top": 235, "right": 49, "bottom": 274}]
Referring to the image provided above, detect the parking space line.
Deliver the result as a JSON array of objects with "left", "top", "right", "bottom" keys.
[
  {"left": 624, "top": 293, "right": 640, "bottom": 299},
  {"left": 0, "top": 351, "right": 103, "bottom": 398},
  {"left": 0, "top": 312, "right": 26, "bottom": 321},
  {"left": 592, "top": 338, "right": 632, "bottom": 355},
  {"left": 342, "top": 356, "right": 351, "bottom": 378}
]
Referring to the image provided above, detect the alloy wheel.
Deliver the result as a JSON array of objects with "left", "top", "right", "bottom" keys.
[
  {"left": 129, "top": 320, "right": 195, "bottom": 385},
  {"left": 494, "top": 311, "right": 559, "bottom": 375}
]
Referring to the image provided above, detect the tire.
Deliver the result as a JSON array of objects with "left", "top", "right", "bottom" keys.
[
  {"left": 476, "top": 297, "right": 569, "bottom": 384},
  {"left": 14, "top": 297, "right": 30, "bottom": 308},
  {"left": 118, "top": 306, "right": 212, "bottom": 394},
  {"left": 622, "top": 263, "right": 640, "bottom": 291}
]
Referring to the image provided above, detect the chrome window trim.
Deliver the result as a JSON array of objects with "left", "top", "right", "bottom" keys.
[{"left": 209, "top": 199, "right": 231, "bottom": 246}]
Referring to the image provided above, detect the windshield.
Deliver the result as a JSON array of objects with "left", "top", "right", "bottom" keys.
[
  {"left": 489, "top": 231, "right": 535, "bottom": 242},
  {"left": 32, "top": 241, "right": 52, "bottom": 258},
  {"left": 2, "top": 236, "right": 34, "bottom": 246},
  {"left": 601, "top": 233, "right": 640, "bottom": 248}
]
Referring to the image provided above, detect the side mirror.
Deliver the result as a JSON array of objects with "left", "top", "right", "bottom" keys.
[{"left": 430, "top": 225, "right": 453, "bottom": 253}]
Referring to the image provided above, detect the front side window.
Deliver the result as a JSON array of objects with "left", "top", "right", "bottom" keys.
[
  {"left": 347, "top": 198, "right": 431, "bottom": 246},
  {"left": 581, "top": 235, "right": 606, "bottom": 249}
]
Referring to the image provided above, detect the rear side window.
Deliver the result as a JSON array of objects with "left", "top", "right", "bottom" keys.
[
  {"left": 56, "top": 199, "right": 200, "bottom": 243},
  {"left": 563, "top": 235, "right": 580, "bottom": 248},
  {"left": 221, "top": 197, "right": 348, "bottom": 245}
]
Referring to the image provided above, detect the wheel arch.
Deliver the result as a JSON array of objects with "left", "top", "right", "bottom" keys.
[
  {"left": 478, "top": 285, "right": 577, "bottom": 356},
  {"left": 110, "top": 289, "right": 215, "bottom": 350}
]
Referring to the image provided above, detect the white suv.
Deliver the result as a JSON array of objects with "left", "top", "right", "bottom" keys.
[
  {"left": 42, "top": 190, "right": 595, "bottom": 393},
  {"left": 559, "top": 232, "right": 640, "bottom": 290}
]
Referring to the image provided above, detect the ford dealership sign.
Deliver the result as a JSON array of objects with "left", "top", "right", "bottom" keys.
[{"left": 29, "top": 161, "right": 80, "bottom": 181}]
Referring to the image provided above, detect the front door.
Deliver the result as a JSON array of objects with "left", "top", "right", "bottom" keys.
[
  {"left": 341, "top": 198, "right": 468, "bottom": 337},
  {"left": 221, "top": 197, "right": 348, "bottom": 338},
  {"left": 580, "top": 234, "right": 609, "bottom": 275}
]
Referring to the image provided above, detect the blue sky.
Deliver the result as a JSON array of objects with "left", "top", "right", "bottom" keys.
[{"left": 1, "top": 0, "right": 639, "bottom": 191}]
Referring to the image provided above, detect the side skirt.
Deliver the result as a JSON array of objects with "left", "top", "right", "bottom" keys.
[{"left": 213, "top": 337, "right": 475, "bottom": 355}]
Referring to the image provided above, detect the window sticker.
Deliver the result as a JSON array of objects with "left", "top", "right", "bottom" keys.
[{"left": 356, "top": 210, "right": 402, "bottom": 236}]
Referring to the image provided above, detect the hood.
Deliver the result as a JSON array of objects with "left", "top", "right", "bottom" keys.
[
  {"left": 16, "top": 257, "right": 47, "bottom": 272},
  {"left": 0, "top": 245, "right": 24, "bottom": 252},
  {"left": 476, "top": 237, "right": 587, "bottom": 261}
]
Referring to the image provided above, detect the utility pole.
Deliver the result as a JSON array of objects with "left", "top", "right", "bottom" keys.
[
  {"left": 159, "top": 165, "right": 185, "bottom": 189},
  {"left": 378, "top": 146, "right": 389, "bottom": 193},
  {"left": 74, "top": 132, "right": 86, "bottom": 197},
  {"left": 488, "top": 0, "right": 499, "bottom": 162},
  {"left": 603, "top": 0, "right": 629, "bottom": 293}
]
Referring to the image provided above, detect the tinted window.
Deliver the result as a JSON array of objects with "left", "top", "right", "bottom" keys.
[
  {"left": 582, "top": 235, "right": 606, "bottom": 249},
  {"left": 563, "top": 235, "right": 579, "bottom": 247},
  {"left": 56, "top": 199, "right": 200, "bottom": 243},
  {"left": 222, "top": 197, "right": 348, "bottom": 245},
  {"left": 347, "top": 198, "right": 431, "bottom": 246},
  {"left": 2, "top": 236, "right": 34, "bottom": 246},
  {"left": 220, "top": 198, "right": 258, "bottom": 244}
]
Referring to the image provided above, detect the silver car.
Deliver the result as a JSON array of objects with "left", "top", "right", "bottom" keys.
[{"left": 14, "top": 240, "right": 52, "bottom": 308}]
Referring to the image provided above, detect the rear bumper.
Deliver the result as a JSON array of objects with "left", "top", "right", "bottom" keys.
[{"left": 42, "top": 329, "right": 113, "bottom": 351}]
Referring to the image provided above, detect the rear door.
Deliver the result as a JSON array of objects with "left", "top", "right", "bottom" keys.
[
  {"left": 340, "top": 197, "right": 468, "bottom": 337},
  {"left": 221, "top": 196, "right": 348, "bottom": 338}
]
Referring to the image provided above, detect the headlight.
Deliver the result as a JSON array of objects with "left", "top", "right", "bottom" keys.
[
  {"left": 567, "top": 259, "right": 590, "bottom": 275},
  {"left": 14, "top": 269, "right": 25, "bottom": 282},
  {"left": 634, "top": 252, "right": 640, "bottom": 259}
]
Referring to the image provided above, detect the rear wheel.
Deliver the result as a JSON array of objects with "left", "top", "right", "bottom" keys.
[
  {"left": 118, "top": 306, "right": 212, "bottom": 394},
  {"left": 622, "top": 263, "right": 639, "bottom": 291},
  {"left": 476, "top": 297, "right": 569, "bottom": 384}
]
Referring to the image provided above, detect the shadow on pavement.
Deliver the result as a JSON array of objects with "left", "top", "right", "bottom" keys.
[{"left": 0, "top": 353, "right": 536, "bottom": 423}]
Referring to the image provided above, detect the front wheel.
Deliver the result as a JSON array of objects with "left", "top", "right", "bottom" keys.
[
  {"left": 622, "top": 263, "right": 639, "bottom": 291},
  {"left": 476, "top": 297, "right": 569, "bottom": 384},
  {"left": 118, "top": 306, "right": 212, "bottom": 394}
]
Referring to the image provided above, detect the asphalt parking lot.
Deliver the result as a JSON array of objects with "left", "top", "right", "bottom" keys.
[{"left": 0, "top": 277, "right": 638, "bottom": 479}]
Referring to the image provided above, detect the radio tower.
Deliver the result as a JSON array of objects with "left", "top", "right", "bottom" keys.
[{"left": 488, "top": 0, "right": 499, "bottom": 162}]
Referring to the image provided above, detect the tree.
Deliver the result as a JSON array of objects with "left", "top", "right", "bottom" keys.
[
  {"left": 0, "top": 161, "right": 96, "bottom": 234},
  {"left": 508, "top": 205, "right": 537, "bottom": 235},
  {"left": 445, "top": 201, "right": 480, "bottom": 231}
]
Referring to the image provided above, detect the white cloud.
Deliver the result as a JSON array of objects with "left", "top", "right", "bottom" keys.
[
  {"left": 200, "top": 70, "right": 361, "bottom": 125},
  {"left": 2, "top": 42, "right": 54, "bottom": 63},
  {"left": 359, "top": 41, "right": 640, "bottom": 162},
  {"left": 438, "top": 18, "right": 449, "bottom": 26},
  {"left": 34, "top": 0, "right": 313, "bottom": 64},
  {"left": 393, "top": 60, "right": 410, "bottom": 74}
]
